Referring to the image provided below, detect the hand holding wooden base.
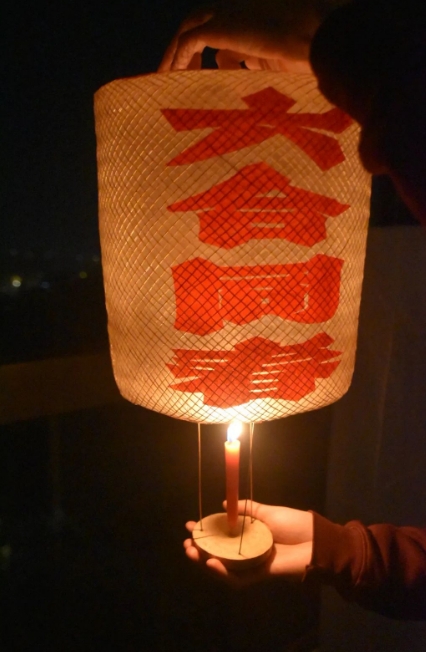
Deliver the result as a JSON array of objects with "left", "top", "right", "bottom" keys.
[{"left": 192, "top": 512, "right": 273, "bottom": 571}]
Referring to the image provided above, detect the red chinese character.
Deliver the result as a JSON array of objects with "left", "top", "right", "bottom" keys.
[
  {"left": 168, "top": 163, "right": 349, "bottom": 248},
  {"left": 162, "top": 87, "right": 352, "bottom": 171},
  {"left": 172, "top": 254, "right": 343, "bottom": 335},
  {"left": 167, "top": 333, "right": 341, "bottom": 408}
]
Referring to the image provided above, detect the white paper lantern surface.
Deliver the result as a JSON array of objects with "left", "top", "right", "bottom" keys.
[{"left": 95, "top": 71, "right": 370, "bottom": 423}]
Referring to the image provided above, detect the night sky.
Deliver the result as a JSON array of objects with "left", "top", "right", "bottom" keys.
[{"left": 3, "top": 0, "right": 198, "bottom": 259}]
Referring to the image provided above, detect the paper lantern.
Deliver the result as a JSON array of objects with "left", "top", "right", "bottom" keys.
[{"left": 95, "top": 71, "right": 370, "bottom": 425}]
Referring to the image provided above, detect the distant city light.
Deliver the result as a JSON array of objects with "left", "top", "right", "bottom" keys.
[
  {"left": 92, "top": 254, "right": 100, "bottom": 263},
  {"left": 40, "top": 281, "right": 50, "bottom": 289},
  {"left": 79, "top": 271, "right": 88, "bottom": 279},
  {"left": 11, "top": 275, "right": 22, "bottom": 288}
]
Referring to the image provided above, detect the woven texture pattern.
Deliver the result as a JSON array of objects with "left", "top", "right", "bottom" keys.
[{"left": 95, "top": 71, "right": 370, "bottom": 423}]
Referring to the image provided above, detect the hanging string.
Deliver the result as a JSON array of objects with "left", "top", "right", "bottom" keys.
[{"left": 197, "top": 422, "right": 203, "bottom": 531}]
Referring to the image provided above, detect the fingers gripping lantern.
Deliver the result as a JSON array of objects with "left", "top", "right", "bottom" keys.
[{"left": 95, "top": 71, "right": 370, "bottom": 423}]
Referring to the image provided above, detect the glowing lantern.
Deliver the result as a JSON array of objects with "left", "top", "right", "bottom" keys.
[{"left": 95, "top": 71, "right": 370, "bottom": 425}]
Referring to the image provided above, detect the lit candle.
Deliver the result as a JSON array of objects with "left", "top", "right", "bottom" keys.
[{"left": 225, "top": 421, "right": 242, "bottom": 534}]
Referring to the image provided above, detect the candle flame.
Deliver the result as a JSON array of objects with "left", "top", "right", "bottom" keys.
[{"left": 227, "top": 420, "right": 242, "bottom": 442}]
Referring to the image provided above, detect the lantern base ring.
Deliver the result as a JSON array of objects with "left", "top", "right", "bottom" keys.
[{"left": 192, "top": 512, "right": 273, "bottom": 571}]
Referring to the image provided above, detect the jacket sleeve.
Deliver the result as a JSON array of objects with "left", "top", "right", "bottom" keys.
[
  {"left": 303, "top": 512, "right": 426, "bottom": 620},
  {"left": 309, "top": 0, "right": 426, "bottom": 224}
]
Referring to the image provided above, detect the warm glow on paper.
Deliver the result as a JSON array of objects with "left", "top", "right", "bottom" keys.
[{"left": 95, "top": 71, "right": 370, "bottom": 423}]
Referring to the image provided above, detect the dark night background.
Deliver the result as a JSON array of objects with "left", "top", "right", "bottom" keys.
[{"left": 2, "top": 1, "right": 426, "bottom": 651}]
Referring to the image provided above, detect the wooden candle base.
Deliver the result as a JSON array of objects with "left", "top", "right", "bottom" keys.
[{"left": 192, "top": 512, "right": 273, "bottom": 570}]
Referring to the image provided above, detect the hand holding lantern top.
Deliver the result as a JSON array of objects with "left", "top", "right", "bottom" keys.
[
  {"left": 184, "top": 500, "right": 313, "bottom": 586},
  {"left": 158, "top": 0, "right": 341, "bottom": 73},
  {"left": 159, "top": 0, "right": 426, "bottom": 223}
]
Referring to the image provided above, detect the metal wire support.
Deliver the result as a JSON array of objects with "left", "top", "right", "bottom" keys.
[
  {"left": 238, "top": 497, "right": 249, "bottom": 555},
  {"left": 197, "top": 422, "right": 203, "bottom": 531},
  {"left": 239, "top": 422, "right": 256, "bottom": 554},
  {"left": 249, "top": 422, "right": 255, "bottom": 522}
]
